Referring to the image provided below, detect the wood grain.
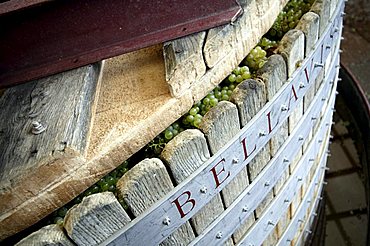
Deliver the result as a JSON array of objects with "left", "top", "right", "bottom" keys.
[
  {"left": 15, "top": 224, "right": 74, "bottom": 246},
  {"left": 161, "top": 130, "right": 227, "bottom": 238},
  {"left": 64, "top": 192, "right": 131, "bottom": 246},
  {"left": 0, "top": 64, "right": 101, "bottom": 240},
  {"left": 311, "top": 0, "right": 331, "bottom": 36},
  {"left": 163, "top": 32, "right": 206, "bottom": 98},
  {"left": 296, "top": 12, "right": 320, "bottom": 56},
  {"left": 116, "top": 158, "right": 195, "bottom": 245}
]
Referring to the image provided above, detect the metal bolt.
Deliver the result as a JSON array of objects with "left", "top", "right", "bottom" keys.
[
  {"left": 322, "top": 98, "right": 326, "bottom": 101},
  {"left": 298, "top": 136, "right": 304, "bottom": 141},
  {"left": 284, "top": 199, "right": 290, "bottom": 203},
  {"left": 323, "top": 181, "right": 328, "bottom": 185},
  {"left": 338, "top": 78, "right": 342, "bottom": 81},
  {"left": 267, "top": 221, "right": 275, "bottom": 226},
  {"left": 329, "top": 80, "right": 334, "bottom": 85},
  {"left": 31, "top": 121, "right": 47, "bottom": 135},
  {"left": 259, "top": 131, "right": 267, "bottom": 137},
  {"left": 341, "top": 37, "right": 344, "bottom": 40},
  {"left": 306, "top": 230, "right": 312, "bottom": 234},
  {"left": 283, "top": 158, "right": 289, "bottom": 163},
  {"left": 309, "top": 158, "right": 315, "bottom": 162},
  {"left": 281, "top": 105, "right": 288, "bottom": 111},
  {"left": 216, "top": 232, "right": 223, "bottom": 239},
  {"left": 341, "top": 12, "right": 346, "bottom": 17},
  {"left": 307, "top": 200, "right": 312, "bottom": 204},
  {"left": 339, "top": 49, "right": 343, "bottom": 53},
  {"left": 162, "top": 217, "right": 171, "bottom": 225},
  {"left": 336, "top": 91, "right": 339, "bottom": 95},
  {"left": 200, "top": 187, "right": 207, "bottom": 194},
  {"left": 242, "top": 207, "right": 249, "bottom": 212},
  {"left": 311, "top": 117, "right": 317, "bottom": 121},
  {"left": 298, "top": 219, "right": 304, "bottom": 223},
  {"left": 265, "top": 181, "right": 270, "bottom": 187},
  {"left": 318, "top": 197, "right": 323, "bottom": 200},
  {"left": 232, "top": 158, "right": 239, "bottom": 164},
  {"left": 298, "top": 177, "right": 303, "bottom": 182},
  {"left": 312, "top": 213, "right": 318, "bottom": 217},
  {"left": 299, "top": 83, "right": 306, "bottom": 89},
  {"left": 318, "top": 140, "right": 323, "bottom": 143},
  {"left": 326, "top": 45, "right": 331, "bottom": 49},
  {"left": 314, "top": 63, "right": 324, "bottom": 68},
  {"left": 287, "top": 239, "right": 292, "bottom": 242}
]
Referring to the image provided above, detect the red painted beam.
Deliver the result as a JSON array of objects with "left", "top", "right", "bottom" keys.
[{"left": 0, "top": 0, "right": 242, "bottom": 88}]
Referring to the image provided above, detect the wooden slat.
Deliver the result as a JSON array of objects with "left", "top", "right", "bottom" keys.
[
  {"left": 0, "top": 64, "right": 101, "bottom": 240},
  {"left": 311, "top": 0, "right": 331, "bottom": 36},
  {"left": 116, "top": 158, "right": 195, "bottom": 245},
  {"left": 163, "top": 32, "right": 206, "bottom": 98},
  {"left": 200, "top": 101, "right": 254, "bottom": 242},
  {"left": 15, "top": 224, "right": 74, "bottom": 246},
  {"left": 63, "top": 192, "right": 131, "bottom": 246},
  {"left": 161, "top": 130, "right": 230, "bottom": 244}
]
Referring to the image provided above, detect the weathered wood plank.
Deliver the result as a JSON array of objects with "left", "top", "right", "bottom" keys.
[
  {"left": 163, "top": 32, "right": 206, "bottom": 98},
  {"left": 296, "top": 12, "right": 320, "bottom": 56},
  {"left": 160, "top": 130, "right": 228, "bottom": 242},
  {"left": 0, "top": 64, "right": 101, "bottom": 240},
  {"left": 277, "top": 30, "right": 305, "bottom": 78},
  {"left": 311, "top": 0, "right": 331, "bottom": 36},
  {"left": 63, "top": 192, "right": 131, "bottom": 246},
  {"left": 199, "top": 101, "right": 254, "bottom": 243},
  {"left": 116, "top": 158, "right": 195, "bottom": 245},
  {"left": 15, "top": 224, "right": 74, "bottom": 246}
]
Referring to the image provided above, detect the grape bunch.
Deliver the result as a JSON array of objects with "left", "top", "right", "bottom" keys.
[
  {"left": 268, "top": 0, "right": 314, "bottom": 39},
  {"left": 243, "top": 46, "right": 267, "bottom": 72}
]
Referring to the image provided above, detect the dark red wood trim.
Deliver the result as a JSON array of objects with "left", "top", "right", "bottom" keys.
[{"left": 0, "top": 0, "right": 242, "bottom": 88}]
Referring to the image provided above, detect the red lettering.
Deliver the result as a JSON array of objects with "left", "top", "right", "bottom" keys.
[
  {"left": 210, "top": 158, "right": 230, "bottom": 188},
  {"left": 241, "top": 137, "right": 257, "bottom": 160},
  {"left": 267, "top": 111, "right": 278, "bottom": 133},
  {"left": 287, "top": 85, "right": 298, "bottom": 110},
  {"left": 172, "top": 191, "right": 196, "bottom": 218},
  {"left": 304, "top": 67, "right": 310, "bottom": 84}
]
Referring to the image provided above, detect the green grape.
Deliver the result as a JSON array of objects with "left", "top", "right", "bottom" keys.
[
  {"left": 172, "top": 122, "right": 180, "bottom": 130},
  {"left": 108, "top": 185, "right": 116, "bottom": 192},
  {"left": 106, "top": 176, "right": 116, "bottom": 186},
  {"left": 215, "top": 91, "right": 222, "bottom": 99},
  {"left": 57, "top": 207, "right": 68, "bottom": 217},
  {"left": 233, "top": 67, "right": 241, "bottom": 75},
  {"left": 189, "top": 108, "right": 197, "bottom": 116},
  {"left": 91, "top": 185, "right": 100, "bottom": 194},
  {"left": 228, "top": 74, "right": 236, "bottom": 83},
  {"left": 210, "top": 98, "right": 218, "bottom": 107},
  {"left": 222, "top": 95, "right": 229, "bottom": 101},
  {"left": 242, "top": 72, "right": 251, "bottom": 80},
  {"left": 186, "top": 115, "right": 194, "bottom": 123},
  {"left": 172, "top": 129, "right": 179, "bottom": 136},
  {"left": 229, "top": 84, "right": 235, "bottom": 90},
  {"left": 203, "top": 97, "right": 210, "bottom": 105},
  {"left": 54, "top": 217, "right": 64, "bottom": 226},
  {"left": 101, "top": 183, "right": 110, "bottom": 192},
  {"left": 164, "top": 129, "right": 174, "bottom": 140},
  {"left": 236, "top": 75, "right": 243, "bottom": 83}
]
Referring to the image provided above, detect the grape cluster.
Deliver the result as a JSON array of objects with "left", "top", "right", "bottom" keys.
[
  {"left": 49, "top": 161, "right": 129, "bottom": 226},
  {"left": 268, "top": 0, "right": 314, "bottom": 39},
  {"left": 243, "top": 46, "right": 267, "bottom": 72},
  {"left": 258, "top": 37, "right": 279, "bottom": 51}
]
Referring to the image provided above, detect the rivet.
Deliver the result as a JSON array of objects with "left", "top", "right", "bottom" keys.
[
  {"left": 216, "top": 232, "right": 222, "bottom": 239},
  {"left": 307, "top": 200, "right": 311, "bottom": 203},
  {"left": 200, "top": 187, "right": 208, "bottom": 194},
  {"left": 341, "top": 37, "right": 344, "bottom": 40},
  {"left": 334, "top": 27, "right": 340, "bottom": 33},
  {"left": 283, "top": 158, "right": 289, "bottom": 163},
  {"left": 247, "top": 191, "right": 251, "bottom": 195},
  {"left": 162, "top": 217, "right": 171, "bottom": 225},
  {"left": 232, "top": 158, "right": 239, "bottom": 164},
  {"left": 335, "top": 65, "right": 341, "bottom": 69},
  {"left": 339, "top": 49, "right": 343, "bottom": 53},
  {"left": 281, "top": 105, "right": 288, "bottom": 111},
  {"left": 318, "top": 197, "right": 323, "bottom": 200},
  {"left": 312, "top": 212, "right": 318, "bottom": 217},
  {"left": 306, "top": 230, "right": 312, "bottom": 234},
  {"left": 298, "top": 177, "right": 303, "bottom": 182},
  {"left": 267, "top": 220, "right": 275, "bottom": 226},
  {"left": 341, "top": 12, "right": 346, "bottom": 17},
  {"left": 329, "top": 80, "right": 334, "bottom": 85},
  {"left": 284, "top": 199, "right": 290, "bottom": 203},
  {"left": 265, "top": 181, "right": 270, "bottom": 187},
  {"left": 309, "top": 158, "right": 315, "bottom": 162},
  {"left": 298, "top": 136, "right": 304, "bottom": 141},
  {"left": 242, "top": 207, "right": 249, "bottom": 212},
  {"left": 318, "top": 140, "right": 323, "bottom": 143},
  {"left": 311, "top": 117, "right": 317, "bottom": 121},
  {"left": 323, "top": 181, "right": 328, "bottom": 185},
  {"left": 287, "top": 239, "right": 292, "bottom": 242},
  {"left": 326, "top": 45, "right": 331, "bottom": 49},
  {"left": 335, "top": 91, "right": 339, "bottom": 95},
  {"left": 314, "top": 63, "right": 324, "bottom": 68},
  {"left": 31, "top": 121, "right": 47, "bottom": 135},
  {"left": 259, "top": 131, "right": 267, "bottom": 137},
  {"left": 338, "top": 78, "right": 342, "bottom": 81},
  {"left": 321, "top": 98, "right": 326, "bottom": 101},
  {"left": 299, "top": 83, "right": 306, "bottom": 89},
  {"left": 298, "top": 219, "right": 304, "bottom": 223}
]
